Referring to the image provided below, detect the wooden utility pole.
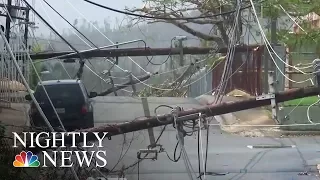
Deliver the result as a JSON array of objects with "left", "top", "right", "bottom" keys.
[
  {"left": 178, "top": 39, "right": 184, "bottom": 66},
  {"left": 0, "top": 1, "right": 30, "bottom": 44},
  {"left": 22, "top": 8, "right": 30, "bottom": 75},
  {"left": 28, "top": 45, "right": 261, "bottom": 60},
  {"left": 270, "top": 13, "right": 279, "bottom": 123},
  {"left": 23, "top": 8, "right": 30, "bottom": 47},
  {"left": 5, "top": 0, "right": 12, "bottom": 43},
  {"left": 29, "top": 86, "right": 320, "bottom": 151}
]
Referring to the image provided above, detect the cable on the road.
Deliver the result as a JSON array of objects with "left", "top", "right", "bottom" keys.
[
  {"left": 107, "top": 132, "right": 135, "bottom": 174},
  {"left": 107, "top": 106, "right": 171, "bottom": 174},
  {"left": 165, "top": 141, "right": 182, "bottom": 162},
  {"left": 172, "top": 107, "right": 197, "bottom": 180}
]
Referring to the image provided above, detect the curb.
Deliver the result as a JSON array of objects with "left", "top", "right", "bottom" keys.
[
  {"left": 270, "top": 130, "right": 320, "bottom": 136},
  {"left": 0, "top": 106, "right": 24, "bottom": 112},
  {"left": 243, "top": 130, "right": 320, "bottom": 137},
  {"left": 247, "top": 145, "right": 296, "bottom": 149},
  {"left": 221, "top": 123, "right": 320, "bottom": 136},
  {"left": 225, "top": 129, "right": 320, "bottom": 137}
]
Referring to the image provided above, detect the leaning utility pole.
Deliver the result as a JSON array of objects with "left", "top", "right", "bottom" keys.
[
  {"left": 269, "top": 10, "right": 279, "bottom": 124},
  {"left": 28, "top": 45, "right": 259, "bottom": 60},
  {"left": 29, "top": 86, "right": 320, "bottom": 151},
  {"left": 4, "top": 0, "right": 11, "bottom": 42},
  {"left": 23, "top": 8, "right": 30, "bottom": 48},
  {"left": 22, "top": 8, "right": 30, "bottom": 74}
]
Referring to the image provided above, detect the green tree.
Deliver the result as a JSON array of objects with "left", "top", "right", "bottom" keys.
[
  {"left": 127, "top": 0, "right": 240, "bottom": 46},
  {"left": 261, "top": 0, "right": 320, "bottom": 48},
  {"left": 127, "top": 0, "right": 320, "bottom": 47},
  {"left": 29, "top": 44, "right": 44, "bottom": 89},
  {"left": 52, "top": 62, "right": 71, "bottom": 80}
]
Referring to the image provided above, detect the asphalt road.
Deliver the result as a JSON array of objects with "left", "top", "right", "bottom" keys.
[
  {"left": 93, "top": 122, "right": 320, "bottom": 180},
  {"left": 13, "top": 92, "right": 320, "bottom": 179},
  {"left": 90, "top": 97, "right": 320, "bottom": 180}
]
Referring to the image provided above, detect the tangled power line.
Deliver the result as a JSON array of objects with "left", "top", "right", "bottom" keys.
[{"left": 2, "top": 0, "right": 319, "bottom": 179}]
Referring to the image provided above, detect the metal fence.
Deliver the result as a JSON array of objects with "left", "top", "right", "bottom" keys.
[
  {"left": 187, "top": 66, "right": 212, "bottom": 97},
  {"left": 188, "top": 45, "right": 266, "bottom": 97},
  {"left": 288, "top": 46, "right": 317, "bottom": 89},
  {"left": 187, "top": 45, "right": 291, "bottom": 98},
  {"left": 0, "top": 44, "right": 29, "bottom": 108}
]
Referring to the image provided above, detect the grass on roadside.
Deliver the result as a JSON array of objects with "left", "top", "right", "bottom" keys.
[{"left": 283, "top": 96, "right": 319, "bottom": 106}]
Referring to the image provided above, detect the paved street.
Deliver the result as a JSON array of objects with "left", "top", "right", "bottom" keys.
[
  {"left": 92, "top": 97, "right": 320, "bottom": 180},
  {"left": 93, "top": 123, "right": 320, "bottom": 180},
  {"left": 2, "top": 98, "right": 319, "bottom": 180}
]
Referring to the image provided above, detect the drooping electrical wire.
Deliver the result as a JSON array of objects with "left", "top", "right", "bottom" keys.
[
  {"left": 106, "top": 105, "right": 172, "bottom": 175},
  {"left": 21, "top": 0, "right": 86, "bottom": 79},
  {"left": 0, "top": 0, "right": 68, "bottom": 131},
  {"left": 249, "top": 0, "right": 316, "bottom": 84},
  {"left": 277, "top": 4, "right": 320, "bottom": 123},
  {"left": 39, "top": 0, "right": 134, "bottom": 94},
  {"left": 66, "top": 0, "right": 148, "bottom": 74},
  {"left": 1, "top": 3, "right": 109, "bottom": 178},
  {"left": 27, "top": 4, "right": 72, "bottom": 79},
  {"left": 214, "top": 0, "right": 243, "bottom": 104},
  {"left": 48, "top": 0, "right": 180, "bottom": 93},
  {"left": 65, "top": 0, "right": 235, "bottom": 92},
  {"left": 0, "top": 8, "right": 81, "bottom": 179},
  {"left": 83, "top": 0, "right": 259, "bottom": 20}
]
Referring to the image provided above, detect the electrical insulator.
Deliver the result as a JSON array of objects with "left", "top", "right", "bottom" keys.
[{"left": 313, "top": 59, "right": 320, "bottom": 87}]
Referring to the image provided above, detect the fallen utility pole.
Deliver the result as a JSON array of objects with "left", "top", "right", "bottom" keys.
[
  {"left": 98, "top": 73, "right": 152, "bottom": 96},
  {"left": 28, "top": 86, "right": 319, "bottom": 152},
  {"left": 36, "top": 39, "right": 146, "bottom": 62},
  {"left": 28, "top": 45, "right": 260, "bottom": 60}
]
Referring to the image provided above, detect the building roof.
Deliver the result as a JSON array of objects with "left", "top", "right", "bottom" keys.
[
  {"left": 299, "top": 12, "right": 320, "bottom": 21},
  {"left": 293, "top": 12, "right": 320, "bottom": 33}
]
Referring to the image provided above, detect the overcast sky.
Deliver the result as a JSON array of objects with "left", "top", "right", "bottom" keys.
[{"left": 0, "top": 0, "right": 143, "bottom": 36}]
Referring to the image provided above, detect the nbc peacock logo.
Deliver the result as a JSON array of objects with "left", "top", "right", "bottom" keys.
[{"left": 13, "top": 151, "right": 40, "bottom": 167}]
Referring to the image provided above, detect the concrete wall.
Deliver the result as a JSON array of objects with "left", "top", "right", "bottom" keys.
[{"left": 279, "top": 106, "right": 320, "bottom": 131}]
